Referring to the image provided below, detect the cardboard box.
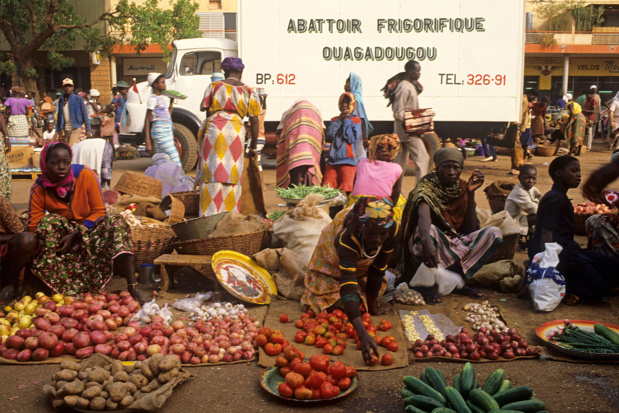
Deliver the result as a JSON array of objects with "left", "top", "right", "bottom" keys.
[
  {"left": 32, "top": 149, "right": 42, "bottom": 168},
  {"left": 7, "top": 146, "right": 33, "bottom": 167}
]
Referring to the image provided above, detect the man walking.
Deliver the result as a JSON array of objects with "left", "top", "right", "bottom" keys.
[
  {"left": 590, "top": 85, "right": 601, "bottom": 138},
  {"left": 56, "top": 78, "right": 91, "bottom": 146}
]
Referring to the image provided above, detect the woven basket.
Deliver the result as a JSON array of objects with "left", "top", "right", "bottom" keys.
[
  {"left": 114, "top": 172, "right": 163, "bottom": 199},
  {"left": 488, "top": 197, "right": 507, "bottom": 214},
  {"left": 160, "top": 195, "right": 186, "bottom": 225},
  {"left": 486, "top": 233, "right": 519, "bottom": 264},
  {"left": 535, "top": 145, "right": 555, "bottom": 157},
  {"left": 131, "top": 226, "right": 176, "bottom": 269},
  {"left": 169, "top": 190, "right": 200, "bottom": 216},
  {"left": 170, "top": 227, "right": 265, "bottom": 256},
  {"left": 574, "top": 213, "right": 594, "bottom": 236}
]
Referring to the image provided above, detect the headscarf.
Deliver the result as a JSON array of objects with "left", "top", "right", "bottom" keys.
[
  {"left": 221, "top": 57, "right": 245, "bottom": 73},
  {"left": 367, "top": 134, "right": 401, "bottom": 162},
  {"left": 338, "top": 92, "right": 356, "bottom": 114},
  {"left": 563, "top": 93, "right": 572, "bottom": 102},
  {"left": 348, "top": 72, "right": 374, "bottom": 134},
  {"left": 10, "top": 86, "right": 21, "bottom": 96},
  {"left": 39, "top": 142, "right": 75, "bottom": 199},
  {"left": 433, "top": 148, "right": 464, "bottom": 168},
  {"left": 345, "top": 196, "right": 395, "bottom": 230},
  {"left": 611, "top": 91, "right": 619, "bottom": 105}
]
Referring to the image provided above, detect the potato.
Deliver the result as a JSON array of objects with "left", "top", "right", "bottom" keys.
[
  {"left": 113, "top": 370, "right": 129, "bottom": 382},
  {"left": 78, "top": 371, "right": 88, "bottom": 381},
  {"left": 140, "top": 361, "right": 154, "bottom": 380},
  {"left": 81, "top": 385, "right": 101, "bottom": 400},
  {"left": 159, "top": 355, "right": 181, "bottom": 372},
  {"left": 100, "top": 391, "right": 108, "bottom": 399},
  {"left": 89, "top": 396, "right": 106, "bottom": 411},
  {"left": 55, "top": 380, "right": 68, "bottom": 391},
  {"left": 110, "top": 361, "right": 124, "bottom": 376},
  {"left": 119, "top": 394, "right": 134, "bottom": 408},
  {"left": 134, "top": 361, "right": 142, "bottom": 369},
  {"left": 129, "top": 374, "right": 148, "bottom": 389},
  {"left": 42, "top": 384, "right": 57, "bottom": 399},
  {"left": 61, "top": 379, "right": 84, "bottom": 396},
  {"left": 84, "top": 367, "right": 93, "bottom": 373},
  {"left": 149, "top": 353, "right": 164, "bottom": 376},
  {"left": 86, "top": 381, "right": 101, "bottom": 389},
  {"left": 109, "top": 382, "right": 128, "bottom": 402},
  {"left": 55, "top": 369, "right": 78, "bottom": 382},
  {"left": 51, "top": 399, "right": 65, "bottom": 410},
  {"left": 76, "top": 397, "right": 90, "bottom": 409},
  {"left": 158, "top": 367, "right": 179, "bottom": 384},
  {"left": 122, "top": 363, "right": 134, "bottom": 374},
  {"left": 141, "top": 378, "right": 162, "bottom": 393},
  {"left": 60, "top": 361, "right": 81, "bottom": 372},
  {"left": 106, "top": 399, "right": 119, "bottom": 410},
  {"left": 88, "top": 367, "right": 110, "bottom": 384},
  {"left": 125, "top": 381, "right": 137, "bottom": 394},
  {"left": 63, "top": 395, "right": 79, "bottom": 408}
]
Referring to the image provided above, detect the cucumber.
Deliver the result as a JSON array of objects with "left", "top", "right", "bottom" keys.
[
  {"left": 406, "top": 405, "right": 428, "bottom": 413},
  {"left": 469, "top": 389, "right": 500, "bottom": 412},
  {"left": 492, "top": 386, "right": 533, "bottom": 406},
  {"left": 431, "top": 409, "right": 458, "bottom": 413},
  {"left": 403, "top": 386, "right": 416, "bottom": 400},
  {"left": 501, "top": 398, "right": 546, "bottom": 413},
  {"left": 473, "top": 377, "right": 479, "bottom": 390},
  {"left": 404, "top": 376, "right": 448, "bottom": 404},
  {"left": 426, "top": 367, "right": 448, "bottom": 398},
  {"left": 445, "top": 386, "right": 472, "bottom": 413},
  {"left": 436, "top": 368, "right": 448, "bottom": 388},
  {"left": 594, "top": 323, "right": 619, "bottom": 345},
  {"left": 497, "top": 380, "right": 512, "bottom": 393},
  {"left": 482, "top": 369, "right": 505, "bottom": 395},
  {"left": 466, "top": 400, "right": 485, "bottom": 413},
  {"left": 421, "top": 371, "right": 430, "bottom": 385},
  {"left": 488, "top": 410, "right": 526, "bottom": 413},
  {"left": 453, "top": 374, "right": 461, "bottom": 393},
  {"left": 459, "top": 362, "right": 476, "bottom": 397},
  {"left": 409, "top": 395, "right": 446, "bottom": 411}
]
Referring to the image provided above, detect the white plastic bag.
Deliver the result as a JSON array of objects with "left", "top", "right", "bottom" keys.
[
  {"left": 409, "top": 264, "right": 465, "bottom": 295},
  {"left": 526, "top": 243, "right": 566, "bottom": 312}
]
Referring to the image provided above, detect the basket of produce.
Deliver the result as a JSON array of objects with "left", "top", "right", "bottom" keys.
[
  {"left": 486, "top": 233, "right": 519, "bottom": 264},
  {"left": 535, "top": 144, "right": 555, "bottom": 157},
  {"left": 276, "top": 184, "right": 340, "bottom": 205},
  {"left": 169, "top": 190, "right": 200, "bottom": 216},
  {"left": 132, "top": 225, "right": 176, "bottom": 269},
  {"left": 170, "top": 226, "right": 265, "bottom": 256},
  {"left": 171, "top": 213, "right": 227, "bottom": 241},
  {"left": 484, "top": 181, "right": 515, "bottom": 214},
  {"left": 159, "top": 194, "right": 185, "bottom": 225},
  {"left": 573, "top": 202, "right": 613, "bottom": 235},
  {"left": 162, "top": 89, "right": 187, "bottom": 100},
  {"left": 114, "top": 171, "right": 163, "bottom": 199},
  {"left": 536, "top": 319, "right": 619, "bottom": 360}
]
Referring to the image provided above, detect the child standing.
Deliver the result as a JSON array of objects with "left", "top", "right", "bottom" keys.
[
  {"left": 505, "top": 164, "right": 541, "bottom": 235},
  {"left": 42, "top": 121, "right": 58, "bottom": 147},
  {"left": 323, "top": 92, "right": 362, "bottom": 193},
  {"left": 530, "top": 156, "right": 619, "bottom": 304},
  {"left": 100, "top": 105, "right": 115, "bottom": 145}
]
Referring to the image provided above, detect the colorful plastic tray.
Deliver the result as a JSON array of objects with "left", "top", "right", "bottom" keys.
[
  {"left": 259, "top": 364, "right": 358, "bottom": 402},
  {"left": 536, "top": 319, "right": 619, "bottom": 360},
  {"left": 211, "top": 250, "right": 276, "bottom": 305}
]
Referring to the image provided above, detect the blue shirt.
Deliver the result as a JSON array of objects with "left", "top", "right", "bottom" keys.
[
  {"left": 112, "top": 95, "right": 126, "bottom": 123},
  {"left": 555, "top": 98, "right": 566, "bottom": 109},
  {"left": 56, "top": 93, "right": 91, "bottom": 132},
  {"left": 326, "top": 116, "right": 362, "bottom": 166}
]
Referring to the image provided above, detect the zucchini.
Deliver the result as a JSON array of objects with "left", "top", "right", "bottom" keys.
[
  {"left": 444, "top": 386, "right": 472, "bottom": 413},
  {"left": 453, "top": 374, "right": 461, "bottom": 393},
  {"left": 426, "top": 367, "right": 448, "bottom": 398},
  {"left": 469, "top": 389, "right": 500, "bottom": 412},
  {"left": 497, "top": 380, "right": 512, "bottom": 393},
  {"left": 466, "top": 400, "right": 485, "bottom": 413},
  {"left": 492, "top": 386, "right": 533, "bottom": 406},
  {"left": 403, "top": 376, "right": 447, "bottom": 404},
  {"left": 403, "top": 386, "right": 416, "bottom": 400},
  {"left": 409, "top": 395, "right": 446, "bottom": 411},
  {"left": 501, "top": 398, "right": 546, "bottom": 413},
  {"left": 431, "top": 409, "right": 458, "bottom": 413},
  {"left": 594, "top": 323, "right": 619, "bottom": 345},
  {"left": 406, "top": 405, "right": 428, "bottom": 413},
  {"left": 481, "top": 369, "right": 505, "bottom": 395},
  {"left": 459, "top": 362, "right": 475, "bottom": 397}
]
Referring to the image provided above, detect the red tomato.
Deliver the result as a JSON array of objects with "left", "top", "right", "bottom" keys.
[
  {"left": 378, "top": 319, "right": 392, "bottom": 331},
  {"left": 337, "top": 377, "right": 352, "bottom": 391},
  {"left": 255, "top": 334, "right": 268, "bottom": 347},
  {"left": 279, "top": 366, "right": 292, "bottom": 376},
  {"left": 304, "top": 334, "right": 316, "bottom": 346},
  {"left": 270, "top": 334, "right": 286, "bottom": 345},
  {"left": 326, "top": 374, "right": 338, "bottom": 386},
  {"left": 330, "top": 361, "right": 347, "bottom": 380},
  {"left": 374, "top": 336, "right": 383, "bottom": 346},
  {"left": 309, "top": 354, "right": 330, "bottom": 371},
  {"left": 332, "top": 345, "right": 345, "bottom": 356},
  {"left": 319, "top": 381, "right": 340, "bottom": 399},
  {"left": 304, "top": 371, "right": 327, "bottom": 389},
  {"left": 289, "top": 358, "right": 302, "bottom": 371},
  {"left": 381, "top": 354, "right": 394, "bottom": 366},
  {"left": 279, "top": 314, "right": 289, "bottom": 323},
  {"left": 307, "top": 309, "right": 316, "bottom": 318},
  {"left": 311, "top": 388, "right": 322, "bottom": 400},
  {"left": 278, "top": 382, "right": 294, "bottom": 398},
  {"left": 294, "top": 385, "right": 313, "bottom": 400},
  {"left": 345, "top": 325, "right": 355, "bottom": 338},
  {"left": 345, "top": 366, "right": 357, "bottom": 378},
  {"left": 293, "top": 361, "right": 312, "bottom": 378},
  {"left": 381, "top": 337, "right": 393, "bottom": 348},
  {"left": 285, "top": 371, "right": 305, "bottom": 389},
  {"left": 264, "top": 343, "right": 281, "bottom": 356},
  {"left": 282, "top": 345, "right": 297, "bottom": 361},
  {"left": 323, "top": 343, "right": 333, "bottom": 355},
  {"left": 258, "top": 327, "right": 272, "bottom": 338},
  {"left": 275, "top": 356, "right": 289, "bottom": 367},
  {"left": 366, "top": 354, "right": 380, "bottom": 366},
  {"left": 294, "top": 332, "right": 307, "bottom": 343},
  {"left": 315, "top": 337, "right": 328, "bottom": 348},
  {"left": 387, "top": 341, "right": 399, "bottom": 352},
  {"left": 294, "top": 319, "right": 304, "bottom": 329},
  {"left": 362, "top": 312, "right": 371, "bottom": 321},
  {"left": 332, "top": 309, "right": 345, "bottom": 319}
]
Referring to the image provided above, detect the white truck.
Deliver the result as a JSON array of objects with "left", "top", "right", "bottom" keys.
[{"left": 122, "top": 0, "right": 526, "bottom": 170}]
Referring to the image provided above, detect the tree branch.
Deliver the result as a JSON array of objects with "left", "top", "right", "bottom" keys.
[{"left": 0, "top": 16, "right": 22, "bottom": 60}]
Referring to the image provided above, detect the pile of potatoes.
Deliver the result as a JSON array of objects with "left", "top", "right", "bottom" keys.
[{"left": 43, "top": 353, "right": 181, "bottom": 411}]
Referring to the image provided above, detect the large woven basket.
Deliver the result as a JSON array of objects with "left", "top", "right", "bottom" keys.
[
  {"left": 159, "top": 195, "right": 186, "bottom": 225},
  {"left": 486, "top": 233, "right": 519, "bottom": 264},
  {"left": 488, "top": 197, "right": 507, "bottom": 214},
  {"left": 114, "top": 172, "right": 163, "bottom": 199},
  {"left": 131, "top": 226, "right": 176, "bottom": 269},
  {"left": 169, "top": 190, "right": 200, "bottom": 216},
  {"left": 170, "top": 227, "right": 265, "bottom": 256},
  {"left": 535, "top": 145, "right": 555, "bottom": 157},
  {"left": 574, "top": 213, "right": 594, "bottom": 236}
]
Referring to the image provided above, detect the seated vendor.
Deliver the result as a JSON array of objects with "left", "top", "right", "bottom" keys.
[
  {"left": 504, "top": 164, "right": 541, "bottom": 235},
  {"left": 27, "top": 142, "right": 148, "bottom": 303},
  {"left": 400, "top": 148, "right": 503, "bottom": 304},
  {"left": 301, "top": 196, "right": 399, "bottom": 364},
  {"left": 0, "top": 195, "right": 38, "bottom": 299},
  {"left": 530, "top": 155, "right": 619, "bottom": 305}
]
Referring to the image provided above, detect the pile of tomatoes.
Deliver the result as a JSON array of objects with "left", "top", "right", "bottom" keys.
[
  {"left": 256, "top": 327, "right": 290, "bottom": 357},
  {"left": 276, "top": 348, "right": 358, "bottom": 400}
]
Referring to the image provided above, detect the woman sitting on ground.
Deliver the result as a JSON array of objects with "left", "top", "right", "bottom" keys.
[
  {"left": 301, "top": 196, "right": 399, "bottom": 363},
  {"left": 400, "top": 148, "right": 503, "bottom": 304},
  {"left": 27, "top": 142, "right": 147, "bottom": 303}
]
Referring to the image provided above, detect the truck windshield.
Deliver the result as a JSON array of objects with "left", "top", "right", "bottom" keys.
[
  {"left": 166, "top": 48, "right": 177, "bottom": 79},
  {"left": 178, "top": 51, "right": 222, "bottom": 76}
]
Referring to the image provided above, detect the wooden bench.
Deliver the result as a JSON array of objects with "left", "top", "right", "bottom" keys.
[{"left": 153, "top": 254, "right": 217, "bottom": 292}]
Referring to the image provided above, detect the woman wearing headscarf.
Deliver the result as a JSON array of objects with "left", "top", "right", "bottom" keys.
[
  {"left": 275, "top": 100, "right": 325, "bottom": 188},
  {"left": 301, "top": 196, "right": 399, "bottom": 363},
  {"left": 400, "top": 148, "right": 503, "bottom": 304},
  {"left": 3, "top": 86, "right": 32, "bottom": 147},
  {"left": 27, "top": 142, "right": 147, "bottom": 302},
  {"left": 345, "top": 73, "right": 373, "bottom": 157},
  {"left": 564, "top": 93, "right": 586, "bottom": 155},
  {"left": 347, "top": 134, "right": 405, "bottom": 222},
  {"left": 323, "top": 92, "right": 362, "bottom": 193},
  {"left": 197, "top": 57, "right": 262, "bottom": 216}
]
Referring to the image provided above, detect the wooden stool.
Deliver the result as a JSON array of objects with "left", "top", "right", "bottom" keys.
[{"left": 153, "top": 254, "right": 217, "bottom": 292}]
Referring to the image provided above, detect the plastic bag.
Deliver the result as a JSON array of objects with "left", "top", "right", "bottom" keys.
[
  {"left": 526, "top": 242, "right": 566, "bottom": 312},
  {"left": 409, "top": 264, "right": 465, "bottom": 295}
]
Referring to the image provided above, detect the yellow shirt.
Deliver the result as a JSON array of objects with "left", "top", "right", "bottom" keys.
[{"left": 567, "top": 101, "right": 582, "bottom": 115}]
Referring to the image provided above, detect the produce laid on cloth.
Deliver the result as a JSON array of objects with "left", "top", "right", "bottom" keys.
[
  {"left": 42, "top": 353, "right": 190, "bottom": 411},
  {"left": 394, "top": 283, "right": 426, "bottom": 306},
  {"left": 536, "top": 319, "right": 619, "bottom": 360},
  {"left": 400, "top": 310, "right": 460, "bottom": 345},
  {"left": 276, "top": 184, "right": 340, "bottom": 203},
  {"left": 463, "top": 301, "right": 508, "bottom": 333},
  {"left": 401, "top": 363, "right": 547, "bottom": 413}
]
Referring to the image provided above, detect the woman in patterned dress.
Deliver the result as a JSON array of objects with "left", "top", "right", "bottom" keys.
[
  {"left": 197, "top": 57, "right": 262, "bottom": 216},
  {"left": 0, "top": 113, "right": 11, "bottom": 201},
  {"left": 3, "top": 86, "right": 32, "bottom": 147},
  {"left": 27, "top": 142, "right": 147, "bottom": 303},
  {"left": 300, "top": 197, "right": 399, "bottom": 363}
]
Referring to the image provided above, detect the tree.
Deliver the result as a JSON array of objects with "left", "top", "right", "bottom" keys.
[
  {"left": 532, "top": 0, "right": 581, "bottom": 33},
  {"left": 0, "top": 0, "right": 200, "bottom": 94}
]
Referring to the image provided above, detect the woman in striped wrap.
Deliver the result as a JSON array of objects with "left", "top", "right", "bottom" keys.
[{"left": 400, "top": 148, "right": 502, "bottom": 304}]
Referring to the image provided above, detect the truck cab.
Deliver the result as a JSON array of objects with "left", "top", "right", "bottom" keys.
[{"left": 120, "top": 38, "right": 238, "bottom": 171}]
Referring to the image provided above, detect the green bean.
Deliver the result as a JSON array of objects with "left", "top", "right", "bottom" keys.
[{"left": 276, "top": 184, "right": 340, "bottom": 199}]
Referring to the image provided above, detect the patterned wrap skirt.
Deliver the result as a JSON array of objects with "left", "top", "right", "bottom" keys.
[{"left": 152, "top": 120, "right": 181, "bottom": 167}]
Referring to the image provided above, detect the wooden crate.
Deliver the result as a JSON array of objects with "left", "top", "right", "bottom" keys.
[{"left": 11, "top": 171, "right": 41, "bottom": 181}]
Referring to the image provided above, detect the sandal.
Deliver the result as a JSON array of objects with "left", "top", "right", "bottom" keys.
[
  {"left": 454, "top": 286, "right": 485, "bottom": 299},
  {"left": 421, "top": 293, "right": 442, "bottom": 306}
]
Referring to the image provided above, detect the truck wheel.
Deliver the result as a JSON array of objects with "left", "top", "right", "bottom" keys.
[
  {"left": 173, "top": 123, "right": 198, "bottom": 172},
  {"left": 404, "top": 132, "right": 441, "bottom": 176}
]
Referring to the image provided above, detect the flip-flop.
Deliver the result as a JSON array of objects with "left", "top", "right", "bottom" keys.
[
  {"left": 421, "top": 293, "right": 442, "bottom": 306},
  {"left": 454, "top": 286, "right": 485, "bottom": 300}
]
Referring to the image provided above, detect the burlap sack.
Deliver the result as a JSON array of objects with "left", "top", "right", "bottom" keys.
[
  {"left": 481, "top": 210, "right": 522, "bottom": 237},
  {"left": 470, "top": 259, "right": 525, "bottom": 293},
  {"left": 208, "top": 212, "right": 265, "bottom": 238},
  {"left": 239, "top": 154, "right": 267, "bottom": 216},
  {"left": 134, "top": 202, "right": 167, "bottom": 221},
  {"left": 253, "top": 248, "right": 306, "bottom": 300}
]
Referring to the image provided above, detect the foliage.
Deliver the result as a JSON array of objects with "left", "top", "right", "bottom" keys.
[
  {"left": 540, "top": 33, "right": 557, "bottom": 48},
  {"left": 573, "top": 5, "right": 605, "bottom": 32},
  {"left": 532, "top": 0, "right": 580, "bottom": 31}
]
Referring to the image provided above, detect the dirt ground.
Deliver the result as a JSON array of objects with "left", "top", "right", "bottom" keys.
[{"left": 4, "top": 140, "right": 618, "bottom": 412}]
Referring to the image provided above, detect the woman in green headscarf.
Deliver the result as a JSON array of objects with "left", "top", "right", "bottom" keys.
[{"left": 400, "top": 148, "right": 502, "bottom": 304}]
